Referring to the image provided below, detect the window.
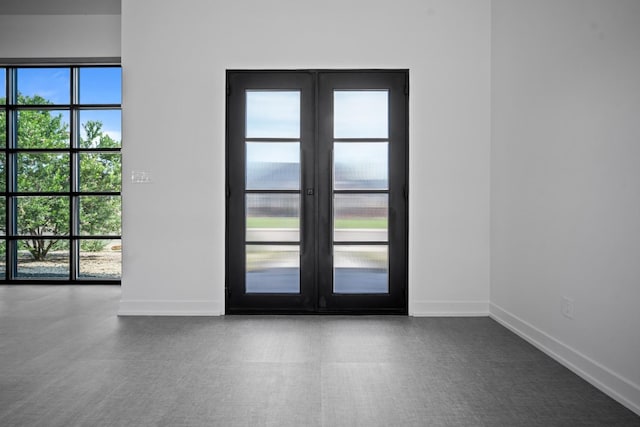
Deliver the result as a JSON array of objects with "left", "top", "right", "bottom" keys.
[{"left": 0, "top": 66, "right": 122, "bottom": 282}]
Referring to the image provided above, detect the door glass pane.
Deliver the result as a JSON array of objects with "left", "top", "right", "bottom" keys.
[
  {"left": 334, "top": 142, "right": 388, "bottom": 190},
  {"left": 334, "top": 90, "right": 388, "bottom": 138},
  {"left": 79, "top": 67, "right": 122, "bottom": 104},
  {"left": 79, "top": 110, "right": 122, "bottom": 148},
  {"left": 17, "top": 153, "right": 70, "bottom": 192},
  {"left": 246, "top": 244, "right": 300, "bottom": 293},
  {"left": 17, "top": 110, "right": 70, "bottom": 148},
  {"left": 246, "top": 142, "right": 299, "bottom": 190},
  {"left": 246, "top": 194, "right": 299, "bottom": 242},
  {"left": 17, "top": 239, "right": 69, "bottom": 279},
  {"left": 334, "top": 245, "right": 388, "bottom": 294},
  {"left": 79, "top": 239, "right": 121, "bottom": 279},
  {"left": 17, "top": 68, "right": 70, "bottom": 105},
  {"left": 246, "top": 91, "right": 300, "bottom": 138},
  {"left": 334, "top": 194, "right": 388, "bottom": 242}
]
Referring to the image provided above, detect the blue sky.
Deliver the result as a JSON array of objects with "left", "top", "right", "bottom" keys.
[
  {"left": 18, "top": 68, "right": 70, "bottom": 104},
  {"left": 1, "top": 68, "right": 5, "bottom": 101},
  {"left": 79, "top": 110, "right": 121, "bottom": 143},
  {"left": 14, "top": 67, "right": 122, "bottom": 143}
]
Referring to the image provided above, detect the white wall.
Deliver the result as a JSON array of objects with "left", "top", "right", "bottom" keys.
[
  {"left": 118, "top": 0, "right": 492, "bottom": 315},
  {"left": 0, "top": 15, "right": 120, "bottom": 59},
  {"left": 491, "top": 0, "right": 640, "bottom": 414}
]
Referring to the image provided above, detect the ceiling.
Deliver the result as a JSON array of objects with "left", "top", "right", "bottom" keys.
[{"left": 0, "top": 0, "right": 120, "bottom": 15}]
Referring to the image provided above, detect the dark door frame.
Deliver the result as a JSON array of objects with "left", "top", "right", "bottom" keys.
[{"left": 225, "top": 70, "right": 408, "bottom": 314}]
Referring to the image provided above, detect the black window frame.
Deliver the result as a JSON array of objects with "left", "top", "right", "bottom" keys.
[{"left": 0, "top": 64, "right": 122, "bottom": 284}]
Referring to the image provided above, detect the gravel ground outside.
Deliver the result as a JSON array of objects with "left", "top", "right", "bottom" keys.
[{"left": 11, "top": 248, "right": 121, "bottom": 279}]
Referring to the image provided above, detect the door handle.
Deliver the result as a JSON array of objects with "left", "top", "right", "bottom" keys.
[{"left": 301, "top": 188, "right": 314, "bottom": 256}]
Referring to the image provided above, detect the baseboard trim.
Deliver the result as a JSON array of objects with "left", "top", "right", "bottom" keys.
[
  {"left": 118, "top": 299, "right": 223, "bottom": 316},
  {"left": 490, "top": 303, "right": 640, "bottom": 416},
  {"left": 410, "top": 300, "right": 489, "bottom": 317}
]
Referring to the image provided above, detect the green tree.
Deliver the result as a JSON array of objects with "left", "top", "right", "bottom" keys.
[
  {"left": 0, "top": 94, "right": 121, "bottom": 260},
  {"left": 78, "top": 120, "right": 122, "bottom": 252}
]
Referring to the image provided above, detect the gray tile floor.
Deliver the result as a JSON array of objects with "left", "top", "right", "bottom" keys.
[{"left": 0, "top": 286, "right": 638, "bottom": 427}]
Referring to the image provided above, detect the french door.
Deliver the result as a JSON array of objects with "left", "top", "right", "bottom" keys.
[{"left": 226, "top": 70, "right": 408, "bottom": 314}]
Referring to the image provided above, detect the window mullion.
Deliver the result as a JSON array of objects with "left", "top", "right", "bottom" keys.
[
  {"left": 70, "top": 67, "right": 79, "bottom": 281},
  {"left": 6, "top": 68, "right": 17, "bottom": 280}
]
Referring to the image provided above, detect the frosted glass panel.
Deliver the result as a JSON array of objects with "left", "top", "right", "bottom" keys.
[
  {"left": 246, "top": 194, "right": 300, "bottom": 242},
  {"left": 334, "top": 194, "right": 388, "bottom": 242},
  {"left": 333, "top": 245, "right": 388, "bottom": 294},
  {"left": 246, "top": 245, "right": 300, "bottom": 293},
  {"left": 334, "top": 142, "right": 388, "bottom": 190},
  {"left": 246, "top": 142, "right": 300, "bottom": 190},
  {"left": 334, "top": 91, "right": 388, "bottom": 138},
  {"left": 246, "top": 91, "right": 300, "bottom": 138}
]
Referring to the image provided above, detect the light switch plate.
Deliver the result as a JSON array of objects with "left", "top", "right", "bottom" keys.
[{"left": 131, "top": 170, "right": 152, "bottom": 183}]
